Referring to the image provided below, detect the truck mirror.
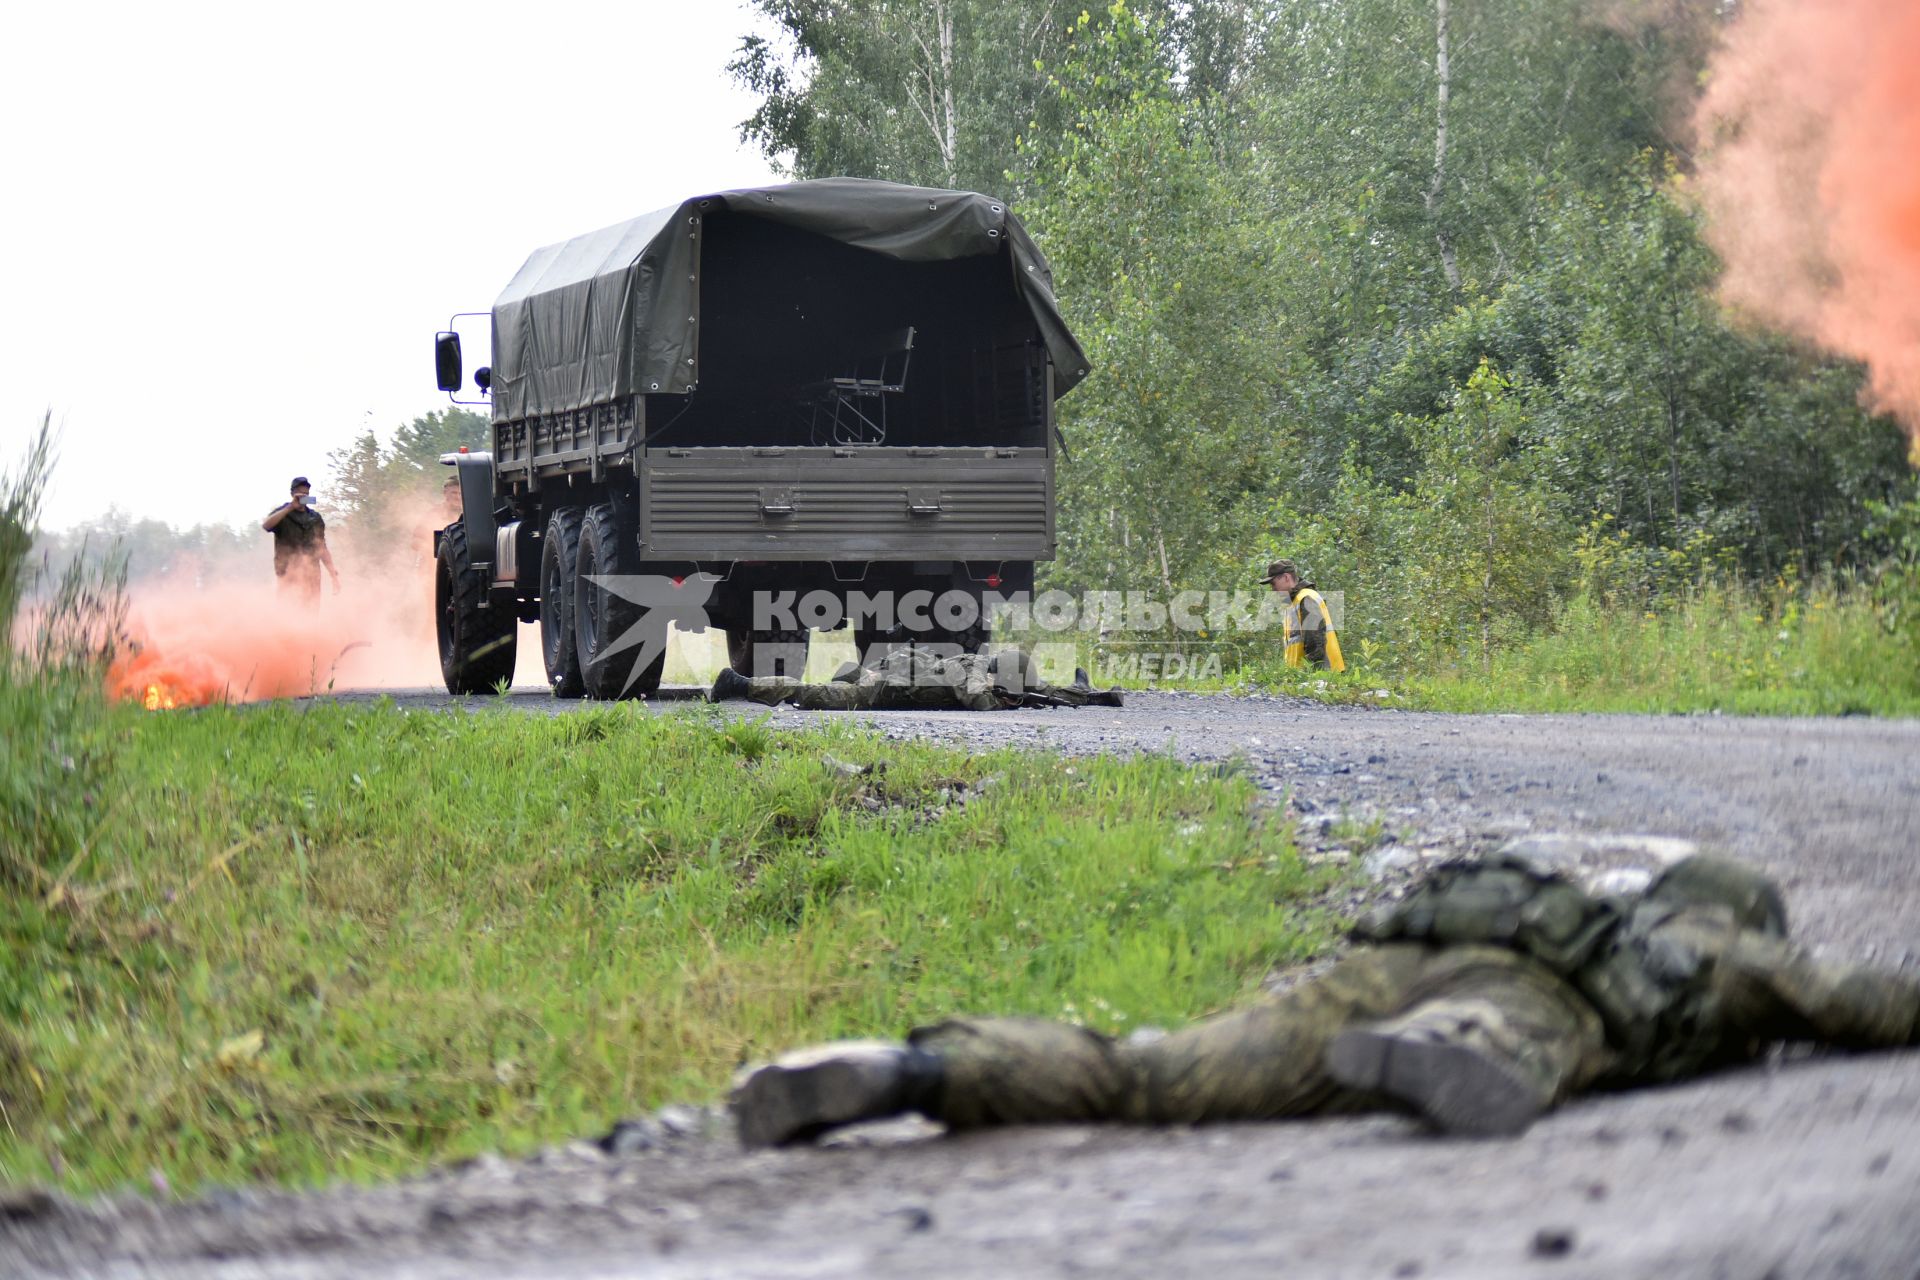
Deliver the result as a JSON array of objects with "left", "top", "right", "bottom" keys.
[
  {"left": 474, "top": 366, "right": 492, "bottom": 393},
  {"left": 435, "top": 332, "right": 463, "bottom": 392}
]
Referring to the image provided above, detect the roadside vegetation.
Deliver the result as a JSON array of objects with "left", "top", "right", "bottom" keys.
[
  {"left": 1223, "top": 496, "right": 1920, "bottom": 715},
  {"left": 1223, "top": 584, "right": 1920, "bottom": 717},
  {"left": 0, "top": 699, "right": 1330, "bottom": 1196},
  {"left": 1057, "top": 504, "right": 1920, "bottom": 714},
  {"left": 1390, "top": 578, "right": 1920, "bottom": 716}
]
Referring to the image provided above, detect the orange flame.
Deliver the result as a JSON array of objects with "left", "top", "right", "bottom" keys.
[{"left": 108, "top": 635, "right": 234, "bottom": 709}]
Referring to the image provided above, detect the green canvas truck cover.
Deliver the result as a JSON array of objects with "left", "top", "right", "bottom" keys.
[{"left": 489, "top": 177, "right": 1090, "bottom": 421}]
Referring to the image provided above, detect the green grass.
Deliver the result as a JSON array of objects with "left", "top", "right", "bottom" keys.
[
  {"left": 1108, "top": 576, "right": 1920, "bottom": 717},
  {"left": 0, "top": 699, "right": 1333, "bottom": 1195},
  {"left": 1389, "top": 581, "right": 1920, "bottom": 716}
]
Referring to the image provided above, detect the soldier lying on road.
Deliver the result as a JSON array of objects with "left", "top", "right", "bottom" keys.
[
  {"left": 730, "top": 854, "right": 1920, "bottom": 1146},
  {"left": 708, "top": 647, "right": 1124, "bottom": 711}
]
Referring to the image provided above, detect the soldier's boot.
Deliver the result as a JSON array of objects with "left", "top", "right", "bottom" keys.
[
  {"left": 708, "top": 667, "right": 752, "bottom": 702},
  {"left": 1071, "top": 667, "right": 1126, "bottom": 708},
  {"left": 1324, "top": 999, "right": 1553, "bottom": 1137},
  {"left": 729, "top": 1040, "right": 945, "bottom": 1148}
]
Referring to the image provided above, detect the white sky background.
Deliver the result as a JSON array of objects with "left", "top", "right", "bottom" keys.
[{"left": 1, "top": 1, "right": 786, "bottom": 532}]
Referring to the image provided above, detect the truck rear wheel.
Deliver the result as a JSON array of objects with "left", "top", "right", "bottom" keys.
[
  {"left": 437, "top": 520, "right": 518, "bottom": 694},
  {"left": 726, "top": 626, "right": 811, "bottom": 679},
  {"left": 574, "top": 503, "right": 662, "bottom": 699},
  {"left": 540, "top": 506, "right": 585, "bottom": 698}
]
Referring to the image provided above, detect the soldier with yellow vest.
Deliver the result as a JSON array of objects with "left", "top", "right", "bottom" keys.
[{"left": 1260, "top": 559, "right": 1344, "bottom": 672}]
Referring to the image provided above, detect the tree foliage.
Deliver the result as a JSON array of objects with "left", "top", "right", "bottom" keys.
[
  {"left": 1023, "top": 6, "right": 1280, "bottom": 593},
  {"left": 730, "top": 0, "right": 1084, "bottom": 193},
  {"left": 726, "top": 0, "right": 1917, "bottom": 671},
  {"left": 326, "top": 408, "right": 488, "bottom": 549}
]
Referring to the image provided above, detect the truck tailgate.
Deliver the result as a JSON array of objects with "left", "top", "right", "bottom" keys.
[{"left": 640, "top": 446, "right": 1052, "bottom": 560}]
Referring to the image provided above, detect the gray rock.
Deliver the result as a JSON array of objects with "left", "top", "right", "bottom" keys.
[
  {"left": 818, "top": 1115, "right": 945, "bottom": 1148},
  {"left": 600, "top": 1118, "right": 660, "bottom": 1156},
  {"left": 1529, "top": 1226, "right": 1576, "bottom": 1258},
  {"left": 1363, "top": 847, "right": 1421, "bottom": 878},
  {"left": 655, "top": 1104, "right": 706, "bottom": 1138},
  {"left": 0, "top": 1186, "right": 58, "bottom": 1221},
  {"left": 202, "top": 1187, "right": 264, "bottom": 1215},
  {"left": 459, "top": 1152, "right": 512, "bottom": 1182}
]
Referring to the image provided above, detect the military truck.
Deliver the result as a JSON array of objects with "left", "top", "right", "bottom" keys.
[{"left": 431, "top": 177, "right": 1088, "bottom": 698}]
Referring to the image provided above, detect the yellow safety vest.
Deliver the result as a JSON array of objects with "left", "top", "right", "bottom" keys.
[{"left": 1284, "top": 587, "right": 1346, "bottom": 672}]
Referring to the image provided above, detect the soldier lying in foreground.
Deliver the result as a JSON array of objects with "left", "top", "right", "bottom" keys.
[
  {"left": 708, "top": 647, "right": 1124, "bottom": 711},
  {"left": 730, "top": 854, "right": 1920, "bottom": 1146}
]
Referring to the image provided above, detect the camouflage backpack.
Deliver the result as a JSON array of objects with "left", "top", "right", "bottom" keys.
[
  {"left": 1574, "top": 856, "right": 1790, "bottom": 1077},
  {"left": 1353, "top": 854, "right": 1624, "bottom": 975}
]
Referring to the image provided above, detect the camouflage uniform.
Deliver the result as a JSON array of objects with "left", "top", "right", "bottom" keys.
[
  {"left": 915, "top": 942, "right": 1605, "bottom": 1129},
  {"left": 914, "top": 857, "right": 1919, "bottom": 1132},
  {"left": 739, "top": 648, "right": 1118, "bottom": 712},
  {"left": 734, "top": 855, "right": 1920, "bottom": 1143}
]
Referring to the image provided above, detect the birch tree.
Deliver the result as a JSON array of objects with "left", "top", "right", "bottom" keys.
[{"left": 728, "top": 0, "right": 1085, "bottom": 194}]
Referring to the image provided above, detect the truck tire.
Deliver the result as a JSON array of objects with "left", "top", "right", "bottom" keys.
[
  {"left": 539, "top": 506, "right": 585, "bottom": 698},
  {"left": 437, "top": 520, "right": 518, "bottom": 694},
  {"left": 574, "top": 503, "right": 662, "bottom": 699},
  {"left": 726, "top": 626, "right": 811, "bottom": 679}
]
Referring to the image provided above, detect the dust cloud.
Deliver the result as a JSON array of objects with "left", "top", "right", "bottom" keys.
[{"left": 1692, "top": 0, "right": 1920, "bottom": 462}]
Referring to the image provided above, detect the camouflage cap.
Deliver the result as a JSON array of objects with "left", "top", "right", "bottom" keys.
[
  {"left": 1257, "top": 558, "right": 1299, "bottom": 585},
  {"left": 1645, "top": 855, "right": 1788, "bottom": 937}
]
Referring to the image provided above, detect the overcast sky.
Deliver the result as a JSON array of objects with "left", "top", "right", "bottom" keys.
[{"left": 1, "top": 1, "right": 784, "bottom": 532}]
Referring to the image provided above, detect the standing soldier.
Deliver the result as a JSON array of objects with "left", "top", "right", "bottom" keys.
[
  {"left": 1259, "top": 558, "right": 1344, "bottom": 672},
  {"left": 709, "top": 647, "right": 1123, "bottom": 711},
  {"left": 730, "top": 853, "right": 1920, "bottom": 1146},
  {"left": 262, "top": 476, "right": 340, "bottom": 601}
]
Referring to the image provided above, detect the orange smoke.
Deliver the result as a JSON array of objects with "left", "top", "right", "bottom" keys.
[
  {"left": 102, "top": 492, "right": 501, "bottom": 708},
  {"left": 1693, "top": 0, "right": 1920, "bottom": 462},
  {"left": 104, "top": 595, "right": 397, "bottom": 707}
]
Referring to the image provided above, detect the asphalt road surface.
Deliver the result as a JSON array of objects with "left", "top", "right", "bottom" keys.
[{"left": 8, "top": 691, "right": 1918, "bottom": 1279}]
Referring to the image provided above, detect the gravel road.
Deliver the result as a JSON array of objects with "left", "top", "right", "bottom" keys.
[{"left": 7, "top": 690, "right": 1918, "bottom": 1279}]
